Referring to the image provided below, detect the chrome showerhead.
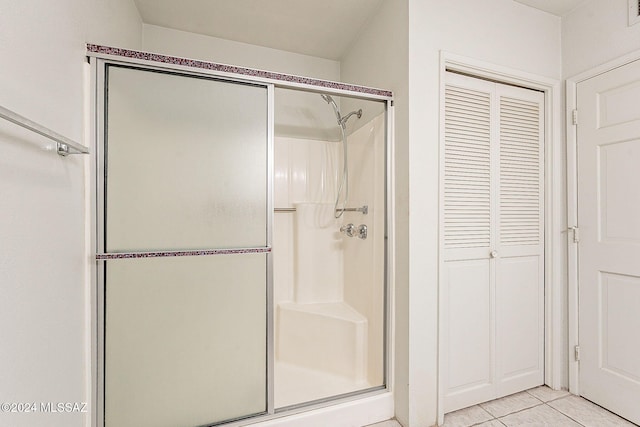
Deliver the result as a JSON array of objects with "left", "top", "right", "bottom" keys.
[
  {"left": 320, "top": 93, "right": 342, "bottom": 124},
  {"left": 320, "top": 93, "right": 362, "bottom": 128},
  {"left": 339, "top": 109, "right": 363, "bottom": 127}
]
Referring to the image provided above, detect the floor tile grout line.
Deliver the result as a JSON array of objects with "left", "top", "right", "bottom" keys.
[
  {"left": 445, "top": 388, "right": 637, "bottom": 427},
  {"left": 532, "top": 393, "right": 572, "bottom": 404},
  {"left": 525, "top": 388, "right": 571, "bottom": 404},
  {"left": 479, "top": 393, "right": 545, "bottom": 419},
  {"left": 542, "top": 402, "right": 587, "bottom": 426},
  {"left": 544, "top": 394, "right": 572, "bottom": 403},
  {"left": 468, "top": 417, "right": 507, "bottom": 427},
  {"left": 531, "top": 393, "right": 545, "bottom": 404},
  {"left": 473, "top": 404, "right": 498, "bottom": 422},
  {"left": 549, "top": 397, "right": 639, "bottom": 426},
  {"left": 467, "top": 418, "right": 504, "bottom": 427},
  {"left": 579, "top": 395, "right": 639, "bottom": 426},
  {"left": 491, "top": 401, "right": 545, "bottom": 419}
]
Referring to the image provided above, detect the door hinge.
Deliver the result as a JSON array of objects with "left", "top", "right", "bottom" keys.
[
  {"left": 569, "top": 226, "right": 580, "bottom": 243},
  {"left": 572, "top": 109, "right": 578, "bottom": 125},
  {"left": 574, "top": 345, "right": 581, "bottom": 361}
]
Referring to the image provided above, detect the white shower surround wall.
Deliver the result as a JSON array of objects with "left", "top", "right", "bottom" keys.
[
  {"left": 343, "top": 113, "right": 386, "bottom": 386},
  {"left": 273, "top": 136, "right": 342, "bottom": 305},
  {"left": 274, "top": 112, "right": 386, "bottom": 404},
  {"left": 293, "top": 202, "right": 343, "bottom": 303}
]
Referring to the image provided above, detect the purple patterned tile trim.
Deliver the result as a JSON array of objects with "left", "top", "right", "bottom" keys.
[
  {"left": 96, "top": 247, "right": 271, "bottom": 260},
  {"left": 86, "top": 44, "right": 393, "bottom": 98}
]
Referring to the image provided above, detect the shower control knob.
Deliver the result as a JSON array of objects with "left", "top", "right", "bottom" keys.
[
  {"left": 340, "top": 223, "right": 356, "bottom": 237},
  {"left": 357, "top": 224, "right": 368, "bottom": 240}
]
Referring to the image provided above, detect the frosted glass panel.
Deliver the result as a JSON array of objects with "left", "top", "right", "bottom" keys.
[
  {"left": 105, "top": 66, "right": 268, "bottom": 252},
  {"left": 105, "top": 254, "right": 267, "bottom": 427}
]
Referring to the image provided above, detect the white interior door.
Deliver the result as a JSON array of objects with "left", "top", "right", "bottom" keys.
[
  {"left": 577, "top": 58, "right": 640, "bottom": 425},
  {"left": 442, "top": 72, "right": 544, "bottom": 412}
]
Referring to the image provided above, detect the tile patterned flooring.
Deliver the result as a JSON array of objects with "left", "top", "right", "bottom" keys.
[
  {"left": 366, "top": 386, "right": 637, "bottom": 427},
  {"left": 442, "top": 386, "right": 637, "bottom": 427}
]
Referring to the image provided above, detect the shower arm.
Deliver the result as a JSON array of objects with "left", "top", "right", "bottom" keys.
[{"left": 339, "top": 109, "right": 363, "bottom": 127}]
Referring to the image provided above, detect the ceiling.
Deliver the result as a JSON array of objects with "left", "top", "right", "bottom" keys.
[
  {"left": 134, "top": 0, "right": 587, "bottom": 61},
  {"left": 134, "top": 0, "right": 385, "bottom": 61},
  {"left": 512, "top": 0, "right": 587, "bottom": 16}
]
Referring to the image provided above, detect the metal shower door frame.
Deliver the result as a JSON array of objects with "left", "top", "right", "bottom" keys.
[
  {"left": 89, "top": 49, "right": 394, "bottom": 427},
  {"left": 92, "top": 58, "right": 274, "bottom": 426}
]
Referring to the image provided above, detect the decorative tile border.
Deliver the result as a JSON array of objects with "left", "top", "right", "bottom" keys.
[
  {"left": 86, "top": 44, "right": 393, "bottom": 98},
  {"left": 96, "top": 247, "right": 271, "bottom": 260}
]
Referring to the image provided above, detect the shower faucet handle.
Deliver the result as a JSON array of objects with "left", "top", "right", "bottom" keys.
[
  {"left": 340, "top": 223, "right": 356, "bottom": 237},
  {"left": 357, "top": 224, "right": 368, "bottom": 240}
]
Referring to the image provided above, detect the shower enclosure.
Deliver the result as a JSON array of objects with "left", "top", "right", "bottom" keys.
[{"left": 91, "top": 47, "right": 391, "bottom": 427}]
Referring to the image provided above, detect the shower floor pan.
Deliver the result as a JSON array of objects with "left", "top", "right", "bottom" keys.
[{"left": 276, "top": 301, "right": 370, "bottom": 408}]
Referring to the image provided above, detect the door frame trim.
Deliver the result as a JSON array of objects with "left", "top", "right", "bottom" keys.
[
  {"left": 566, "top": 47, "right": 640, "bottom": 396},
  {"left": 437, "top": 51, "right": 564, "bottom": 425}
]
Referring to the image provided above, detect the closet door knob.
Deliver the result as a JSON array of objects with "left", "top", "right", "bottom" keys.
[{"left": 490, "top": 250, "right": 498, "bottom": 258}]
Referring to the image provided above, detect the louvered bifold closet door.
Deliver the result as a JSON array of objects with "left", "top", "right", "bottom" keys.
[
  {"left": 442, "top": 73, "right": 497, "bottom": 411},
  {"left": 442, "top": 72, "right": 545, "bottom": 413},
  {"left": 495, "top": 83, "right": 544, "bottom": 398},
  {"left": 443, "top": 75, "right": 493, "bottom": 261}
]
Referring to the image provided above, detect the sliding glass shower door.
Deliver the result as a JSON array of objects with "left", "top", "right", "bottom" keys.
[{"left": 100, "top": 65, "right": 269, "bottom": 427}]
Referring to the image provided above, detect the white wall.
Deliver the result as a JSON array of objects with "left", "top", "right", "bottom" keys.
[
  {"left": 143, "top": 24, "right": 340, "bottom": 79},
  {"left": 563, "top": 0, "right": 640, "bottom": 78},
  {"left": 0, "top": 1, "right": 572, "bottom": 426},
  {"left": 406, "top": 1, "right": 561, "bottom": 425},
  {"left": 142, "top": 24, "right": 342, "bottom": 141},
  {"left": 340, "top": 1, "right": 410, "bottom": 424},
  {"left": 0, "top": 1, "right": 141, "bottom": 426}
]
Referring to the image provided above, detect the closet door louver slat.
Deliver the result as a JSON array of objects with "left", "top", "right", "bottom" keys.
[
  {"left": 444, "top": 85, "right": 492, "bottom": 249},
  {"left": 499, "top": 97, "right": 542, "bottom": 246}
]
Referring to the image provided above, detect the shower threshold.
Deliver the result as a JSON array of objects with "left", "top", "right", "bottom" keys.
[{"left": 275, "top": 361, "right": 371, "bottom": 408}]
